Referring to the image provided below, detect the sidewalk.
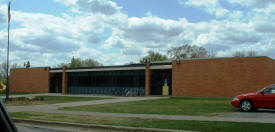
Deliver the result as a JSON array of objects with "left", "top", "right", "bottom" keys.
[
  {"left": 7, "top": 96, "right": 167, "bottom": 112},
  {"left": 1, "top": 93, "right": 124, "bottom": 98}
]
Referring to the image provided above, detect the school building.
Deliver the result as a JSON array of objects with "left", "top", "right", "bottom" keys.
[{"left": 10, "top": 56, "right": 275, "bottom": 97}]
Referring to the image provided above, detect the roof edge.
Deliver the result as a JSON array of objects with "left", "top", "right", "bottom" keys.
[{"left": 174, "top": 56, "right": 273, "bottom": 61}]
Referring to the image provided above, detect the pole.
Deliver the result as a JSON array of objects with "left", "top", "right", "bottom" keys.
[{"left": 5, "top": 3, "right": 10, "bottom": 102}]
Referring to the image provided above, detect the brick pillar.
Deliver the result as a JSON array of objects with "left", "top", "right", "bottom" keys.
[
  {"left": 62, "top": 66, "right": 67, "bottom": 94},
  {"left": 171, "top": 61, "right": 177, "bottom": 96},
  {"left": 145, "top": 62, "right": 150, "bottom": 96},
  {"left": 46, "top": 67, "right": 50, "bottom": 93}
]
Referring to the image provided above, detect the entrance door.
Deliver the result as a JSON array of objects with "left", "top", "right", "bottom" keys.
[
  {"left": 150, "top": 69, "right": 172, "bottom": 95},
  {"left": 50, "top": 73, "right": 62, "bottom": 93}
]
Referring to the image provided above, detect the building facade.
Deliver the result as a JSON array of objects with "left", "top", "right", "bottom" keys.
[{"left": 10, "top": 56, "right": 275, "bottom": 97}]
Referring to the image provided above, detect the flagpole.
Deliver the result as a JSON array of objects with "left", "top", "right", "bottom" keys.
[{"left": 5, "top": 2, "right": 10, "bottom": 102}]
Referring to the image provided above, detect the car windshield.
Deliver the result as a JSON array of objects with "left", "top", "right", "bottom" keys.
[{"left": 256, "top": 87, "right": 266, "bottom": 93}]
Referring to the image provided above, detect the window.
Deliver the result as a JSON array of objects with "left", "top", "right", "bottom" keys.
[{"left": 263, "top": 86, "right": 275, "bottom": 94}]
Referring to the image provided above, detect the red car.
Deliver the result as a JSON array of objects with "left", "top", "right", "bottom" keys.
[{"left": 231, "top": 84, "right": 275, "bottom": 112}]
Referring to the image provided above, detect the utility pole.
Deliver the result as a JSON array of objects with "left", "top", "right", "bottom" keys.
[{"left": 5, "top": 1, "right": 11, "bottom": 102}]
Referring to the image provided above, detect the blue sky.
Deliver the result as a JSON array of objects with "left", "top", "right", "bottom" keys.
[{"left": 0, "top": 0, "right": 274, "bottom": 67}]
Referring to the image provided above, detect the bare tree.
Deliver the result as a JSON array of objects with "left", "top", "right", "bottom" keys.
[
  {"left": 167, "top": 44, "right": 214, "bottom": 60},
  {"left": 233, "top": 51, "right": 246, "bottom": 57},
  {"left": 247, "top": 50, "right": 258, "bottom": 57},
  {"left": 0, "top": 62, "right": 7, "bottom": 79},
  {"left": 0, "top": 62, "right": 22, "bottom": 77},
  {"left": 233, "top": 50, "right": 258, "bottom": 57},
  {"left": 11, "top": 64, "right": 21, "bottom": 69}
]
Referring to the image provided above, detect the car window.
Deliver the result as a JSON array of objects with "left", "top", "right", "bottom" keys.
[
  {"left": 263, "top": 86, "right": 275, "bottom": 94},
  {"left": 271, "top": 88, "right": 275, "bottom": 94}
]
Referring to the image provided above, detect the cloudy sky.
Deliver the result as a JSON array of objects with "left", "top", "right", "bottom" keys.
[{"left": 0, "top": 0, "right": 274, "bottom": 67}]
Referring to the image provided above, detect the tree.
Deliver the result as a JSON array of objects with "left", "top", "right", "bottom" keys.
[
  {"left": 70, "top": 57, "right": 82, "bottom": 68},
  {"left": 139, "top": 51, "right": 167, "bottom": 63},
  {"left": 56, "top": 63, "right": 68, "bottom": 68},
  {"left": 82, "top": 59, "right": 102, "bottom": 67},
  {"left": 167, "top": 44, "right": 214, "bottom": 60},
  {"left": 232, "top": 50, "right": 258, "bottom": 57},
  {"left": 24, "top": 61, "right": 31, "bottom": 68},
  {"left": 247, "top": 50, "right": 258, "bottom": 57},
  {"left": 11, "top": 64, "right": 21, "bottom": 69},
  {"left": 64, "top": 56, "right": 102, "bottom": 68},
  {"left": 0, "top": 62, "right": 21, "bottom": 81},
  {"left": 233, "top": 51, "right": 245, "bottom": 57},
  {"left": 0, "top": 62, "right": 7, "bottom": 79}
]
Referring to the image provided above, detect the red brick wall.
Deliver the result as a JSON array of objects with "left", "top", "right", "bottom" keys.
[
  {"left": 268, "top": 59, "right": 275, "bottom": 85},
  {"left": 10, "top": 67, "right": 50, "bottom": 93},
  {"left": 172, "top": 57, "right": 275, "bottom": 97}
]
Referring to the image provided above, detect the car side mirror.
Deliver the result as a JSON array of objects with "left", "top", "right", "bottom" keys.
[{"left": 260, "top": 91, "right": 265, "bottom": 94}]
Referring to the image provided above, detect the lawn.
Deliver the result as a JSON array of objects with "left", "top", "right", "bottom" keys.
[
  {"left": 4, "top": 96, "right": 110, "bottom": 106},
  {"left": 10, "top": 112, "right": 275, "bottom": 132},
  {"left": 60, "top": 97, "right": 237, "bottom": 116}
]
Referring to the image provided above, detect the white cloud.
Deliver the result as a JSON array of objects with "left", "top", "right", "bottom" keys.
[
  {"left": 54, "top": 0, "right": 121, "bottom": 15},
  {"left": 77, "top": 0, "right": 121, "bottom": 15},
  {"left": 102, "top": 36, "right": 127, "bottom": 49},
  {"left": 183, "top": 0, "right": 229, "bottom": 18},
  {"left": 1, "top": 0, "right": 275, "bottom": 67},
  {"left": 53, "top": 0, "right": 78, "bottom": 6},
  {"left": 122, "top": 16, "right": 183, "bottom": 44},
  {"left": 226, "top": 0, "right": 275, "bottom": 8}
]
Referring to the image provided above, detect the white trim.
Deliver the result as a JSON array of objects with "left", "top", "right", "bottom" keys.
[
  {"left": 50, "top": 70, "right": 63, "bottom": 73},
  {"left": 49, "top": 65, "right": 172, "bottom": 73},
  {"left": 66, "top": 67, "right": 146, "bottom": 72},
  {"left": 150, "top": 65, "right": 172, "bottom": 69}
]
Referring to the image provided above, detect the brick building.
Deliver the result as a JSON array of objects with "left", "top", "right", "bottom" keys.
[{"left": 10, "top": 56, "right": 275, "bottom": 97}]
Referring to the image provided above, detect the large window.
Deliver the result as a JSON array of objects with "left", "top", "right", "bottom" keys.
[{"left": 67, "top": 70, "right": 145, "bottom": 87}]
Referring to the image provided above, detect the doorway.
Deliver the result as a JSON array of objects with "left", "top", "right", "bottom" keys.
[
  {"left": 50, "top": 73, "right": 62, "bottom": 93},
  {"left": 150, "top": 69, "right": 172, "bottom": 95}
]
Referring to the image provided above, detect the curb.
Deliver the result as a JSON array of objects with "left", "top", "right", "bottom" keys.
[{"left": 13, "top": 118, "right": 188, "bottom": 132}]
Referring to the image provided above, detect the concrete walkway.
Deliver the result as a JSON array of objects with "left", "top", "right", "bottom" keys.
[
  {"left": 7, "top": 95, "right": 166, "bottom": 112},
  {"left": 5, "top": 94, "right": 275, "bottom": 124},
  {"left": 1, "top": 93, "right": 121, "bottom": 98}
]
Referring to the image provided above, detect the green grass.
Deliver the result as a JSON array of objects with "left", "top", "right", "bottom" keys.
[
  {"left": 5, "top": 96, "right": 110, "bottom": 106},
  {"left": 60, "top": 97, "right": 237, "bottom": 116},
  {"left": 10, "top": 112, "right": 275, "bottom": 132}
]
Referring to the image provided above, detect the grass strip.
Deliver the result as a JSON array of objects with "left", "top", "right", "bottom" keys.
[
  {"left": 10, "top": 112, "right": 274, "bottom": 132},
  {"left": 60, "top": 97, "right": 238, "bottom": 116}
]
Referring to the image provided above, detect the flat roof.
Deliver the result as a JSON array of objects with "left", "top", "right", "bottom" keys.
[
  {"left": 50, "top": 61, "right": 172, "bottom": 73},
  {"left": 13, "top": 56, "right": 272, "bottom": 72}
]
